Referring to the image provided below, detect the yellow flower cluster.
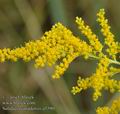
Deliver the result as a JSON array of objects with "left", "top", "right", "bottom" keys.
[
  {"left": 97, "top": 9, "right": 119, "bottom": 59},
  {"left": 72, "top": 56, "right": 120, "bottom": 101},
  {"left": 52, "top": 52, "right": 79, "bottom": 78},
  {"left": 76, "top": 17, "right": 103, "bottom": 54},
  {"left": 71, "top": 9, "right": 120, "bottom": 101},
  {"left": 0, "top": 8, "right": 120, "bottom": 113},
  {"left": 96, "top": 97, "right": 120, "bottom": 114},
  {"left": 71, "top": 76, "right": 90, "bottom": 94},
  {"left": 0, "top": 23, "right": 92, "bottom": 79}
]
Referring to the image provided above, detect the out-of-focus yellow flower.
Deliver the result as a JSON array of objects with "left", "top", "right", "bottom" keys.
[{"left": 96, "top": 97, "right": 120, "bottom": 114}]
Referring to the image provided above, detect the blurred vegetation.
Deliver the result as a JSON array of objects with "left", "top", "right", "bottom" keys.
[{"left": 0, "top": 0, "right": 120, "bottom": 114}]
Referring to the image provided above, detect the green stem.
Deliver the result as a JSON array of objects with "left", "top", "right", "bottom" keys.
[
  {"left": 109, "top": 59, "right": 120, "bottom": 65},
  {"left": 89, "top": 54, "right": 120, "bottom": 65}
]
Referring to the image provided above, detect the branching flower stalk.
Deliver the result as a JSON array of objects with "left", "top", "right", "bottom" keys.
[{"left": 0, "top": 9, "right": 120, "bottom": 113}]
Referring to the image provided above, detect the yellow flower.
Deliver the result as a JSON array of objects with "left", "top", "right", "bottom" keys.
[
  {"left": 71, "top": 77, "right": 90, "bottom": 95},
  {"left": 52, "top": 52, "right": 79, "bottom": 78},
  {"left": 71, "top": 56, "right": 111, "bottom": 101},
  {"left": 96, "top": 97, "right": 120, "bottom": 114},
  {"left": 97, "top": 9, "right": 119, "bottom": 59},
  {"left": 76, "top": 17, "right": 103, "bottom": 54},
  {"left": 71, "top": 54, "right": 120, "bottom": 101},
  {"left": 0, "top": 23, "right": 92, "bottom": 79},
  {"left": 71, "top": 9, "right": 120, "bottom": 102},
  {"left": 0, "top": 9, "right": 120, "bottom": 105}
]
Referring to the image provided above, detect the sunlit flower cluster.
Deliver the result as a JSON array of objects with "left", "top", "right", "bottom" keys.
[{"left": 96, "top": 97, "right": 120, "bottom": 114}]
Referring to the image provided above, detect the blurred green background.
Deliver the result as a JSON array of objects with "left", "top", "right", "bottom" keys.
[{"left": 0, "top": 0, "right": 120, "bottom": 114}]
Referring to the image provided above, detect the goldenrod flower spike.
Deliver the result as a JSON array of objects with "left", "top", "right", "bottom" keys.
[
  {"left": 52, "top": 52, "right": 79, "bottom": 78},
  {"left": 71, "top": 56, "right": 114, "bottom": 101},
  {"left": 96, "top": 97, "right": 120, "bottom": 114},
  {"left": 76, "top": 17, "right": 103, "bottom": 54},
  {"left": 71, "top": 9, "right": 120, "bottom": 102},
  {"left": 0, "top": 23, "right": 92, "bottom": 79},
  {"left": 71, "top": 55, "right": 120, "bottom": 101},
  {"left": 97, "top": 9, "right": 119, "bottom": 59},
  {"left": 71, "top": 76, "right": 90, "bottom": 95}
]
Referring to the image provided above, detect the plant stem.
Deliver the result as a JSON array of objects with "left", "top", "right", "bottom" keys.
[{"left": 89, "top": 54, "right": 120, "bottom": 65}]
